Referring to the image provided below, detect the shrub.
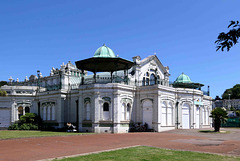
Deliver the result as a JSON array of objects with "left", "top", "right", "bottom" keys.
[
  {"left": 210, "top": 107, "right": 228, "bottom": 132},
  {"left": 8, "top": 113, "right": 42, "bottom": 130},
  {"left": 17, "top": 123, "right": 38, "bottom": 130},
  {"left": 19, "top": 123, "right": 31, "bottom": 130},
  {"left": 0, "top": 90, "right": 7, "bottom": 96},
  {"left": 8, "top": 123, "right": 19, "bottom": 130},
  {"left": 20, "top": 113, "right": 41, "bottom": 124}
]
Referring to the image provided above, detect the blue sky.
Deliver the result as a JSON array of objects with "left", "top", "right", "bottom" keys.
[{"left": 0, "top": 0, "right": 240, "bottom": 98}]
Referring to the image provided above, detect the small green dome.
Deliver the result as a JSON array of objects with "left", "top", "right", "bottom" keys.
[
  {"left": 175, "top": 73, "right": 192, "bottom": 83},
  {"left": 93, "top": 44, "right": 116, "bottom": 58}
]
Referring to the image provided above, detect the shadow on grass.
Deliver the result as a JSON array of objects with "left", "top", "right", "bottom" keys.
[{"left": 199, "top": 130, "right": 230, "bottom": 134}]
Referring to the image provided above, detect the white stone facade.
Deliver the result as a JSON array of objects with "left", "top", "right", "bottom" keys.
[{"left": 0, "top": 55, "right": 212, "bottom": 132}]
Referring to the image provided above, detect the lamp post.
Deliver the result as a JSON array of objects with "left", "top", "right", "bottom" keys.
[
  {"left": 37, "top": 70, "right": 41, "bottom": 119},
  {"left": 37, "top": 70, "right": 40, "bottom": 91},
  {"left": 176, "top": 95, "right": 180, "bottom": 129},
  {"left": 228, "top": 94, "right": 231, "bottom": 109}
]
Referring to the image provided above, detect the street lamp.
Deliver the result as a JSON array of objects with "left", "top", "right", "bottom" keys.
[
  {"left": 36, "top": 70, "right": 41, "bottom": 118},
  {"left": 176, "top": 95, "right": 181, "bottom": 129},
  {"left": 228, "top": 94, "right": 231, "bottom": 109},
  {"left": 37, "top": 70, "right": 40, "bottom": 90}
]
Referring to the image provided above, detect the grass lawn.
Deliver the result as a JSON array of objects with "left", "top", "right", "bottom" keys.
[
  {"left": 54, "top": 146, "right": 240, "bottom": 161},
  {"left": 0, "top": 130, "right": 90, "bottom": 140}
]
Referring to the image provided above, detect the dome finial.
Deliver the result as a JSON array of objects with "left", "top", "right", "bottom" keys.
[{"left": 94, "top": 44, "right": 116, "bottom": 58}]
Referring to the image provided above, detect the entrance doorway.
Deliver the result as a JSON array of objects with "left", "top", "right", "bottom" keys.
[
  {"left": 182, "top": 103, "right": 190, "bottom": 129},
  {"left": 142, "top": 100, "right": 153, "bottom": 129}
]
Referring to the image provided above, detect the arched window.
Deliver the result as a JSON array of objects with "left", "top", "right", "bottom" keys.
[
  {"left": 52, "top": 105, "right": 55, "bottom": 120},
  {"left": 47, "top": 106, "right": 51, "bottom": 120},
  {"left": 126, "top": 103, "right": 131, "bottom": 120},
  {"left": 103, "top": 102, "right": 110, "bottom": 120},
  {"left": 85, "top": 102, "right": 91, "bottom": 120},
  {"left": 157, "top": 75, "right": 160, "bottom": 84},
  {"left": 150, "top": 74, "right": 155, "bottom": 85},
  {"left": 25, "top": 107, "right": 30, "bottom": 113},
  {"left": 146, "top": 78, "right": 149, "bottom": 86},
  {"left": 142, "top": 77, "right": 145, "bottom": 86},
  {"left": 103, "top": 102, "right": 109, "bottom": 111},
  {"left": 146, "top": 72, "right": 149, "bottom": 77},
  {"left": 161, "top": 102, "right": 167, "bottom": 126},
  {"left": 18, "top": 106, "right": 23, "bottom": 119},
  {"left": 167, "top": 102, "right": 173, "bottom": 126},
  {"left": 43, "top": 106, "right": 47, "bottom": 120},
  {"left": 122, "top": 103, "right": 126, "bottom": 120}
]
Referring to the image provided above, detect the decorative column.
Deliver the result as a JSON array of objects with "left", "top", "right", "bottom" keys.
[{"left": 113, "top": 92, "right": 120, "bottom": 133}]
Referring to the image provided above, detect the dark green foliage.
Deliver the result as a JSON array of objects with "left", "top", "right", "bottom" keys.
[
  {"left": 0, "top": 90, "right": 7, "bottom": 96},
  {"left": 236, "top": 110, "right": 240, "bottom": 116},
  {"left": 0, "top": 81, "right": 7, "bottom": 87},
  {"left": 19, "top": 123, "right": 38, "bottom": 130},
  {"left": 8, "top": 123, "right": 39, "bottom": 130},
  {"left": 8, "top": 113, "right": 42, "bottom": 130},
  {"left": 20, "top": 113, "right": 41, "bottom": 124},
  {"left": 214, "top": 96, "right": 221, "bottom": 100},
  {"left": 215, "top": 20, "right": 240, "bottom": 51},
  {"left": 222, "top": 84, "right": 240, "bottom": 99},
  {"left": 8, "top": 123, "right": 20, "bottom": 130},
  {"left": 210, "top": 107, "right": 228, "bottom": 132}
]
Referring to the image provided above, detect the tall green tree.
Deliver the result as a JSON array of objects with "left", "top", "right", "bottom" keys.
[
  {"left": 0, "top": 90, "right": 7, "bottom": 96},
  {"left": 0, "top": 81, "right": 8, "bottom": 96},
  {"left": 215, "top": 20, "right": 240, "bottom": 51},
  {"left": 0, "top": 81, "right": 7, "bottom": 87},
  {"left": 210, "top": 107, "right": 228, "bottom": 132},
  {"left": 222, "top": 84, "right": 240, "bottom": 99}
]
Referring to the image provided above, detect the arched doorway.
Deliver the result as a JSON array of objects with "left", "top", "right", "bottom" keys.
[
  {"left": 182, "top": 103, "right": 190, "bottom": 129},
  {"left": 142, "top": 100, "right": 153, "bottom": 129}
]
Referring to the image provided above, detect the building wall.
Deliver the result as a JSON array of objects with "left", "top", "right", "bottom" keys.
[{"left": 0, "top": 55, "right": 212, "bottom": 132}]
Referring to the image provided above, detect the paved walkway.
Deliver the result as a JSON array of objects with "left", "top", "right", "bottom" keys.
[{"left": 0, "top": 128, "right": 240, "bottom": 161}]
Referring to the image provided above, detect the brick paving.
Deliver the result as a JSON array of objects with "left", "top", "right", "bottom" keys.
[{"left": 0, "top": 128, "right": 240, "bottom": 161}]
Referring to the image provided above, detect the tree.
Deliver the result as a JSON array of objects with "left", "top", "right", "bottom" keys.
[
  {"left": 0, "top": 81, "right": 7, "bottom": 87},
  {"left": 0, "top": 90, "right": 7, "bottom": 96},
  {"left": 210, "top": 107, "right": 228, "bottom": 132},
  {"left": 222, "top": 88, "right": 232, "bottom": 99},
  {"left": 20, "top": 113, "right": 42, "bottom": 124},
  {"left": 222, "top": 84, "right": 240, "bottom": 99},
  {"left": 214, "top": 96, "right": 221, "bottom": 100},
  {"left": 215, "top": 20, "right": 240, "bottom": 51}
]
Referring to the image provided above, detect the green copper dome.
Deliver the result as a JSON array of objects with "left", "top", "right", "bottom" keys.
[
  {"left": 175, "top": 73, "right": 192, "bottom": 83},
  {"left": 93, "top": 44, "right": 116, "bottom": 58}
]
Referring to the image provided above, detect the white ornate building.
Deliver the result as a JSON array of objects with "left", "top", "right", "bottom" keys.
[{"left": 0, "top": 45, "right": 212, "bottom": 133}]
